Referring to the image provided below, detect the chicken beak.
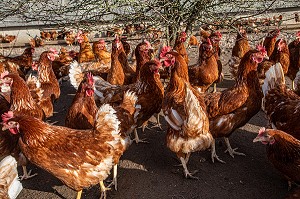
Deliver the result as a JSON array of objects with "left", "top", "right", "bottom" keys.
[
  {"left": 264, "top": 55, "right": 269, "bottom": 60},
  {"left": 253, "top": 136, "right": 262, "bottom": 143}
]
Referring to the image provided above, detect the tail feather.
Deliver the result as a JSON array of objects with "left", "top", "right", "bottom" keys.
[
  {"left": 0, "top": 155, "right": 23, "bottom": 199},
  {"left": 183, "top": 83, "right": 209, "bottom": 135},
  {"left": 69, "top": 60, "right": 84, "bottom": 89},
  {"left": 94, "top": 104, "right": 120, "bottom": 136},
  {"left": 121, "top": 91, "right": 138, "bottom": 115},
  {"left": 262, "top": 62, "right": 285, "bottom": 97}
]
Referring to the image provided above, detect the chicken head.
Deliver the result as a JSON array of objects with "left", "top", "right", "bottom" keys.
[{"left": 253, "top": 128, "right": 275, "bottom": 145}]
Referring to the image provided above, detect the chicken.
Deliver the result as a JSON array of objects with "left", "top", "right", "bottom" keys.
[
  {"left": 50, "top": 30, "right": 58, "bottom": 40},
  {"left": 1, "top": 35, "right": 16, "bottom": 43},
  {"left": 209, "top": 31, "right": 223, "bottom": 92},
  {"left": 0, "top": 71, "right": 44, "bottom": 179},
  {"left": 229, "top": 27, "right": 250, "bottom": 79},
  {"left": 34, "top": 49, "right": 60, "bottom": 118},
  {"left": 67, "top": 71, "right": 138, "bottom": 189},
  {"left": 69, "top": 59, "right": 164, "bottom": 143},
  {"left": 76, "top": 31, "right": 96, "bottom": 63},
  {"left": 92, "top": 39, "right": 111, "bottom": 64},
  {"left": 188, "top": 35, "right": 200, "bottom": 48},
  {"left": 262, "top": 63, "right": 300, "bottom": 140},
  {"left": 29, "top": 36, "right": 45, "bottom": 48},
  {"left": 0, "top": 71, "right": 44, "bottom": 120},
  {"left": 258, "top": 38, "right": 290, "bottom": 82},
  {"left": 0, "top": 47, "right": 35, "bottom": 77},
  {"left": 188, "top": 38, "right": 219, "bottom": 92},
  {"left": 134, "top": 39, "right": 154, "bottom": 77},
  {"left": 107, "top": 36, "right": 132, "bottom": 85},
  {"left": 253, "top": 128, "right": 300, "bottom": 189},
  {"left": 64, "top": 31, "right": 76, "bottom": 46},
  {"left": 287, "top": 31, "right": 300, "bottom": 90},
  {"left": 160, "top": 48, "right": 213, "bottom": 179},
  {"left": 205, "top": 46, "right": 268, "bottom": 162},
  {"left": 173, "top": 32, "right": 188, "bottom": 65},
  {"left": 44, "top": 32, "right": 51, "bottom": 41},
  {"left": 263, "top": 29, "right": 280, "bottom": 57},
  {"left": 0, "top": 92, "right": 19, "bottom": 162},
  {"left": 199, "top": 27, "right": 211, "bottom": 42},
  {"left": 70, "top": 32, "right": 111, "bottom": 78},
  {"left": 1, "top": 94, "right": 132, "bottom": 199},
  {"left": 65, "top": 73, "right": 97, "bottom": 129},
  {"left": 52, "top": 47, "right": 74, "bottom": 80},
  {"left": 40, "top": 31, "right": 46, "bottom": 40}
]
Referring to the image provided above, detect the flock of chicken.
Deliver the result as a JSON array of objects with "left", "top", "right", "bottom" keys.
[{"left": 0, "top": 27, "right": 300, "bottom": 199}]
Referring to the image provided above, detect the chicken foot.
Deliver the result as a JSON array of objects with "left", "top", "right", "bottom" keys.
[
  {"left": 179, "top": 155, "right": 199, "bottom": 180},
  {"left": 211, "top": 139, "right": 225, "bottom": 164},
  {"left": 107, "top": 164, "right": 118, "bottom": 190},
  {"left": 100, "top": 181, "right": 111, "bottom": 199},
  {"left": 133, "top": 128, "right": 149, "bottom": 144},
  {"left": 19, "top": 165, "right": 38, "bottom": 180},
  {"left": 224, "top": 137, "right": 246, "bottom": 158}
]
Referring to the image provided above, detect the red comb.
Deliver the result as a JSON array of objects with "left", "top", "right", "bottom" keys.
[
  {"left": 0, "top": 71, "right": 9, "bottom": 79},
  {"left": 159, "top": 46, "right": 172, "bottom": 58},
  {"left": 296, "top": 31, "right": 300, "bottom": 37},
  {"left": 181, "top": 32, "right": 187, "bottom": 36},
  {"left": 258, "top": 127, "right": 266, "bottom": 135},
  {"left": 86, "top": 72, "right": 94, "bottom": 84},
  {"left": 1, "top": 111, "right": 13, "bottom": 123},
  {"left": 99, "top": 39, "right": 105, "bottom": 44},
  {"left": 49, "top": 48, "right": 58, "bottom": 55},
  {"left": 256, "top": 45, "right": 266, "bottom": 54}
]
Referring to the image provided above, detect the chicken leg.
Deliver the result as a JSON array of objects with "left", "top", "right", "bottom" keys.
[
  {"left": 178, "top": 153, "right": 198, "bottom": 179},
  {"left": 20, "top": 165, "right": 38, "bottom": 180},
  {"left": 211, "top": 139, "right": 225, "bottom": 163},
  {"left": 224, "top": 137, "right": 246, "bottom": 157},
  {"left": 133, "top": 128, "right": 149, "bottom": 144},
  {"left": 76, "top": 190, "right": 82, "bottom": 199},
  {"left": 100, "top": 180, "right": 110, "bottom": 199},
  {"left": 108, "top": 164, "right": 118, "bottom": 190}
]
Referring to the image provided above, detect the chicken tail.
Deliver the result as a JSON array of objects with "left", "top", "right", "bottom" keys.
[
  {"left": 262, "top": 62, "right": 285, "bottom": 97},
  {"left": 121, "top": 91, "right": 139, "bottom": 116},
  {"left": 68, "top": 60, "right": 84, "bottom": 89},
  {"left": 0, "top": 155, "right": 23, "bottom": 199},
  {"left": 183, "top": 83, "right": 210, "bottom": 137}
]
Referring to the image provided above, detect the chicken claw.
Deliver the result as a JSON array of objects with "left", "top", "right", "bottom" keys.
[
  {"left": 100, "top": 181, "right": 111, "bottom": 199},
  {"left": 180, "top": 157, "right": 199, "bottom": 180},
  {"left": 211, "top": 140, "right": 226, "bottom": 164},
  {"left": 133, "top": 129, "right": 149, "bottom": 144},
  {"left": 19, "top": 166, "right": 38, "bottom": 180},
  {"left": 107, "top": 164, "right": 118, "bottom": 190},
  {"left": 224, "top": 138, "right": 246, "bottom": 158}
]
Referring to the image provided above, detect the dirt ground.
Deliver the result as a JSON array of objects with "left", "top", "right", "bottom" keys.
[{"left": 2, "top": 34, "right": 297, "bottom": 199}]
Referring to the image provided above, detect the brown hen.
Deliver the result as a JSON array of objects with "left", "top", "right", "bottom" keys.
[
  {"left": 189, "top": 38, "right": 219, "bottom": 92},
  {"left": 205, "top": 47, "right": 268, "bottom": 162},
  {"left": 262, "top": 63, "right": 300, "bottom": 140},
  {"left": 253, "top": 128, "right": 300, "bottom": 189},
  {"left": 161, "top": 48, "right": 212, "bottom": 179}
]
